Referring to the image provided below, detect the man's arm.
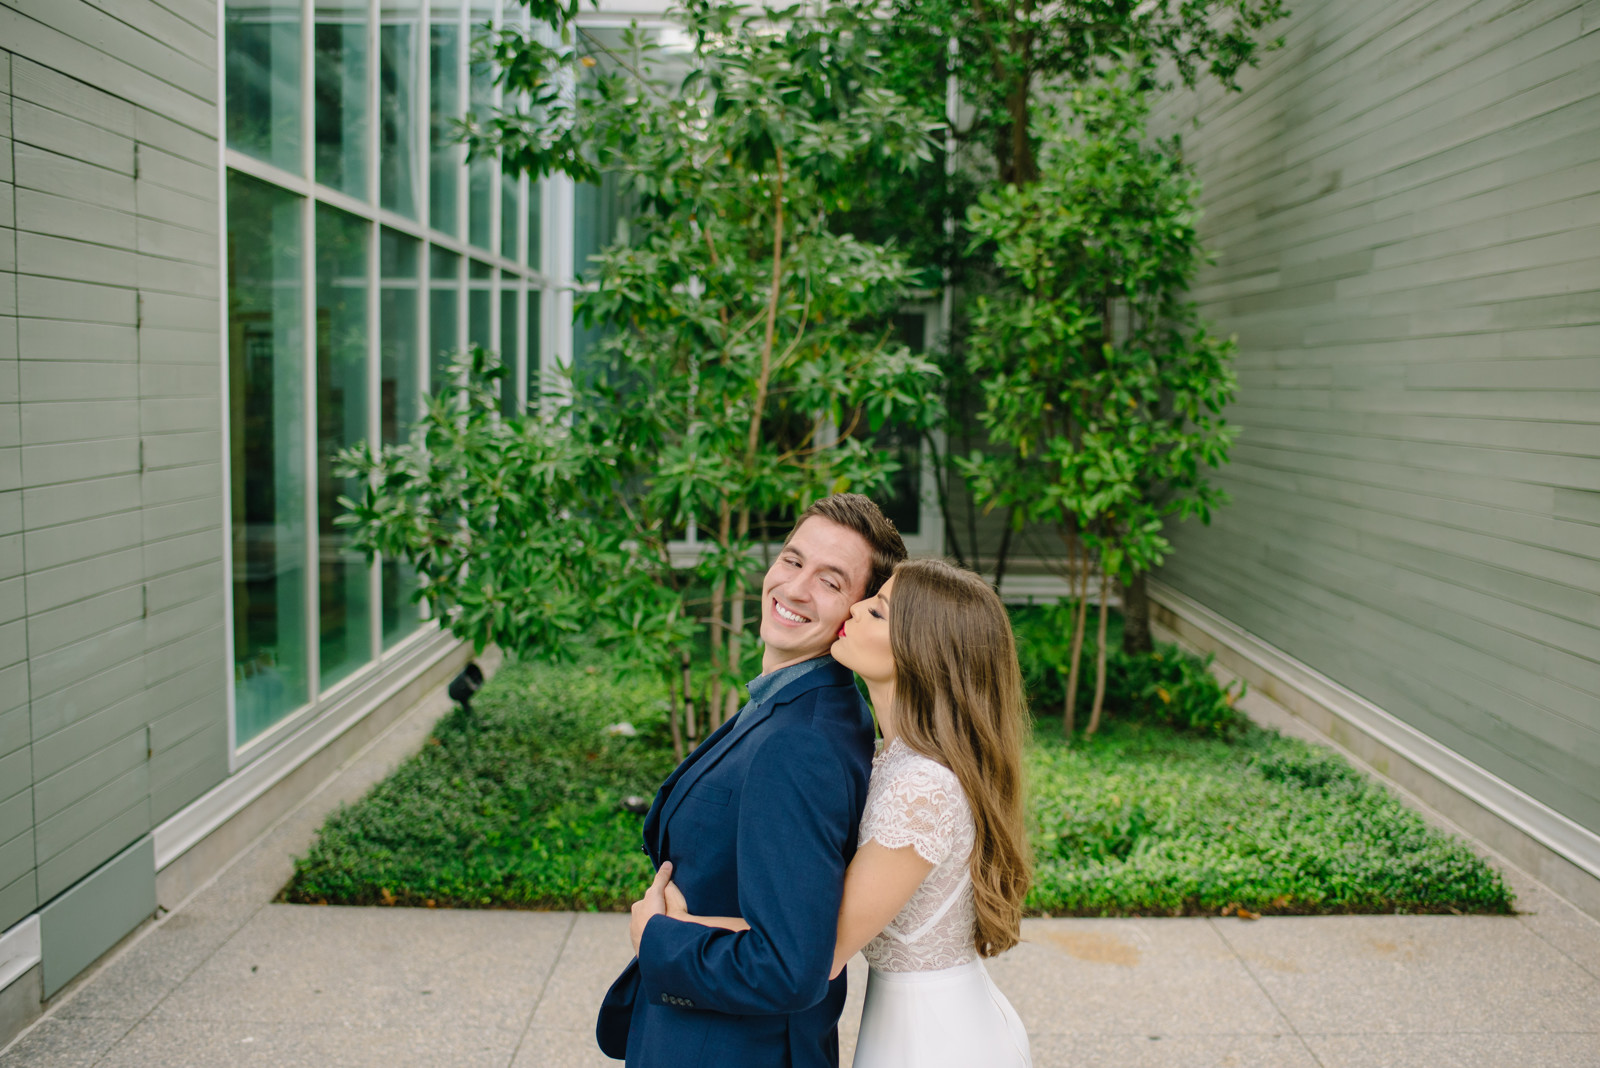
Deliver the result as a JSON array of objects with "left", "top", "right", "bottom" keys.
[{"left": 636, "top": 725, "right": 856, "bottom": 1016}]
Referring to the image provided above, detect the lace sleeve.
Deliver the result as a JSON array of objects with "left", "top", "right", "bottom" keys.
[{"left": 859, "top": 746, "right": 964, "bottom": 867}]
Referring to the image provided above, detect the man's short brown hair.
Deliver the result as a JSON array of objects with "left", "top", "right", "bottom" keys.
[{"left": 786, "top": 493, "right": 908, "bottom": 598}]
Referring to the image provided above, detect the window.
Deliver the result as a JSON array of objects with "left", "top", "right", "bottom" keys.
[
  {"left": 226, "top": 0, "right": 302, "bottom": 170},
  {"left": 314, "top": 205, "right": 373, "bottom": 687},
  {"left": 379, "top": 0, "right": 422, "bottom": 218},
  {"left": 314, "top": 0, "right": 370, "bottom": 197},
  {"left": 224, "top": 0, "right": 554, "bottom": 752},
  {"left": 379, "top": 229, "right": 424, "bottom": 646},
  {"left": 227, "top": 172, "right": 309, "bottom": 745}
]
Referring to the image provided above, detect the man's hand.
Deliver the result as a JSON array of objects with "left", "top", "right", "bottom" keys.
[
  {"left": 663, "top": 878, "right": 689, "bottom": 920},
  {"left": 630, "top": 861, "right": 674, "bottom": 955}
]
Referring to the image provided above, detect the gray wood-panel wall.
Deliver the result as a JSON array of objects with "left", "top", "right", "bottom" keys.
[
  {"left": 0, "top": 0, "right": 227, "bottom": 932},
  {"left": 1149, "top": 0, "right": 1600, "bottom": 834}
]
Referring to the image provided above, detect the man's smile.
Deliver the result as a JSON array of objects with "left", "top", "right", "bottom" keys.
[{"left": 772, "top": 598, "right": 812, "bottom": 625}]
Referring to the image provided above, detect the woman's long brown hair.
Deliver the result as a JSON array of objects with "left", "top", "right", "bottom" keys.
[{"left": 887, "top": 558, "right": 1032, "bottom": 957}]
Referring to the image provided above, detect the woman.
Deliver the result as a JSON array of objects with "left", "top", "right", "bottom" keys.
[{"left": 665, "top": 557, "right": 1033, "bottom": 1067}]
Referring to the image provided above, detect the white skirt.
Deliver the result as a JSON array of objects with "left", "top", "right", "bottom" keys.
[{"left": 852, "top": 960, "right": 1031, "bottom": 1068}]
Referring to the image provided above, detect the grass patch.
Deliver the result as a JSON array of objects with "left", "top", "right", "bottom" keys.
[
  {"left": 1027, "top": 723, "right": 1514, "bottom": 915},
  {"left": 283, "top": 655, "right": 1515, "bottom": 917},
  {"left": 280, "top": 657, "right": 673, "bottom": 910}
]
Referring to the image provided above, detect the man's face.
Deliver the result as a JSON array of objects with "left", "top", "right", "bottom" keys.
[{"left": 759, "top": 516, "right": 874, "bottom": 670}]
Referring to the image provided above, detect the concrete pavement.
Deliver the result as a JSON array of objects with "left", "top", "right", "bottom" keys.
[{"left": 4, "top": 686, "right": 1597, "bottom": 1067}]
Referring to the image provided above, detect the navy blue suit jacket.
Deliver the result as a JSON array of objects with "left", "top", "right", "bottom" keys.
[{"left": 596, "top": 656, "right": 876, "bottom": 1067}]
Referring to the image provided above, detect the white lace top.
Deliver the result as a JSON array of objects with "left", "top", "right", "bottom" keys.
[{"left": 858, "top": 738, "right": 978, "bottom": 973}]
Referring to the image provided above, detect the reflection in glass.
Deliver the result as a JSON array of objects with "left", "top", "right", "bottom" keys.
[
  {"left": 499, "top": 284, "right": 518, "bottom": 415},
  {"left": 573, "top": 172, "right": 629, "bottom": 281},
  {"left": 572, "top": 317, "right": 607, "bottom": 389},
  {"left": 226, "top": 0, "right": 302, "bottom": 171},
  {"left": 526, "top": 179, "right": 542, "bottom": 270},
  {"left": 429, "top": 246, "right": 461, "bottom": 390},
  {"left": 314, "top": 0, "right": 369, "bottom": 197},
  {"left": 315, "top": 206, "right": 374, "bottom": 687},
  {"left": 525, "top": 288, "right": 542, "bottom": 405},
  {"left": 500, "top": 171, "right": 521, "bottom": 264},
  {"left": 379, "top": 0, "right": 421, "bottom": 218},
  {"left": 467, "top": 262, "right": 491, "bottom": 367},
  {"left": 379, "top": 228, "right": 424, "bottom": 646},
  {"left": 380, "top": 230, "right": 421, "bottom": 445},
  {"left": 466, "top": 0, "right": 496, "bottom": 251},
  {"left": 870, "top": 312, "right": 930, "bottom": 536},
  {"left": 227, "top": 171, "right": 308, "bottom": 743},
  {"left": 429, "top": 1, "right": 462, "bottom": 234}
]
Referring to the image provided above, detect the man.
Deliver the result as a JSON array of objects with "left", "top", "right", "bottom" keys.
[{"left": 596, "top": 493, "right": 907, "bottom": 1067}]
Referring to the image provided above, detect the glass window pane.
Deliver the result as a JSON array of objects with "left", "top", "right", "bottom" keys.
[
  {"left": 226, "top": 0, "right": 302, "bottom": 171},
  {"left": 227, "top": 171, "right": 309, "bottom": 744},
  {"left": 500, "top": 171, "right": 520, "bottom": 264},
  {"left": 573, "top": 172, "right": 628, "bottom": 282},
  {"left": 314, "top": 0, "right": 369, "bottom": 198},
  {"left": 526, "top": 178, "right": 541, "bottom": 271},
  {"left": 429, "top": 2, "right": 462, "bottom": 235},
  {"left": 525, "top": 288, "right": 541, "bottom": 403},
  {"left": 467, "top": 264, "right": 491, "bottom": 353},
  {"left": 499, "top": 284, "right": 517, "bottom": 415},
  {"left": 429, "top": 246, "right": 460, "bottom": 389},
  {"left": 466, "top": 0, "right": 495, "bottom": 250},
  {"left": 380, "top": 229, "right": 424, "bottom": 646},
  {"left": 869, "top": 312, "right": 930, "bottom": 536},
  {"left": 315, "top": 205, "right": 374, "bottom": 688},
  {"left": 379, "top": 0, "right": 421, "bottom": 218},
  {"left": 380, "top": 229, "right": 421, "bottom": 445},
  {"left": 380, "top": 233, "right": 423, "bottom": 643}
]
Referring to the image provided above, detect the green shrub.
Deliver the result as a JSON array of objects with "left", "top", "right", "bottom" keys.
[
  {"left": 280, "top": 655, "right": 676, "bottom": 910},
  {"left": 1026, "top": 724, "right": 1514, "bottom": 916},
  {"left": 1010, "top": 604, "right": 1245, "bottom": 737},
  {"left": 286, "top": 652, "right": 1514, "bottom": 919}
]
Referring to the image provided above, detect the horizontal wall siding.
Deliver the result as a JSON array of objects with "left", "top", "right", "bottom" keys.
[
  {"left": 4, "top": 0, "right": 226, "bottom": 914},
  {"left": 1151, "top": 0, "right": 1600, "bottom": 834},
  {"left": 0, "top": 48, "right": 39, "bottom": 935}
]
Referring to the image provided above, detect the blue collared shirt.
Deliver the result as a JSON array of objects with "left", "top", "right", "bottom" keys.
[{"left": 738, "top": 655, "right": 834, "bottom": 717}]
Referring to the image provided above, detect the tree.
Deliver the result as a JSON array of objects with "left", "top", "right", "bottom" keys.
[
  {"left": 849, "top": 0, "right": 1286, "bottom": 597},
  {"left": 343, "top": 2, "right": 945, "bottom": 759},
  {"left": 961, "top": 73, "right": 1237, "bottom": 734}
]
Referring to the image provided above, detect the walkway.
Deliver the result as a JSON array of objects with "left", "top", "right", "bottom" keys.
[{"left": 3, "top": 683, "right": 1597, "bottom": 1068}]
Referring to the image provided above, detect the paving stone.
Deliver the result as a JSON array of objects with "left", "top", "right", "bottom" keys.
[
  {"left": 1302, "top": 1031, "right": 1600, "bottom": 1068},
  {"left": 152, "top": 906, "right": 570, "bottom": 1032},
  {"left": 986, "top": 918, "right": 1290, "bottom": 1036},
  {"left": 97, "top": 1017, "right": 522, "bottom": 1068},
  {"left": 510, "top": 1027, "right": 619, "bottom": 1068},
  {"left": 1025, "top": 1032, "right": 1323, "bottom": 1068},
  {"left": 1511, "top": 879, "right": 1600, "bottom": 983},
  {"left": 0, "top": 1016, "right": 134, "bottom": 1068},
  {"left": 1214, "top": 915, "right": 1600, "bottom": 1035},
  {"left": 530, "top": 913, "right": 632, "bottom": 1032}
]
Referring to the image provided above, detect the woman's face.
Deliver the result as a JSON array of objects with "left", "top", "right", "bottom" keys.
[{"left": 832, "top": 576, "right": 895, "bottom": 686}]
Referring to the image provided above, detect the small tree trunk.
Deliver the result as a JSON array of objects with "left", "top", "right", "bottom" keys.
[
  {"left": 723, "top": 505, "right": 754, "bottom": 725},
  {"left": 1086, "top": 558, "right": 1111, "bottom": 737},
  {"left": 723, "top": 584, "right": 745, "bottom": 724},
  {"left": 681, "top": 650, "right": 696, "bottom": 742},
  {"left": 1064, "top": 536, "right": 1091, "bottom": 736},
  {"left": 666, "top": 669, "right": 685, "bottom": 763},
  {"left": 1122, "top": 569, "right": 1152, "bottom": 656},
  {"left": 992, "top": 505, "right": 1018, "bottom": 594},
  {"left": 707, "top": 500, "right": 732, "bottom": 727}
]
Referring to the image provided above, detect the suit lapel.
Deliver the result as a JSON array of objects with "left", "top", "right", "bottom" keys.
[
  {"left": 654, "top": 697, "right": 779, "bottom": 846},
  {"left": 643, "top": 713, "right": 741, "bottom": 861},
  {"left": 650, "top": 658, "right": 856, "bottom": 858}
]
